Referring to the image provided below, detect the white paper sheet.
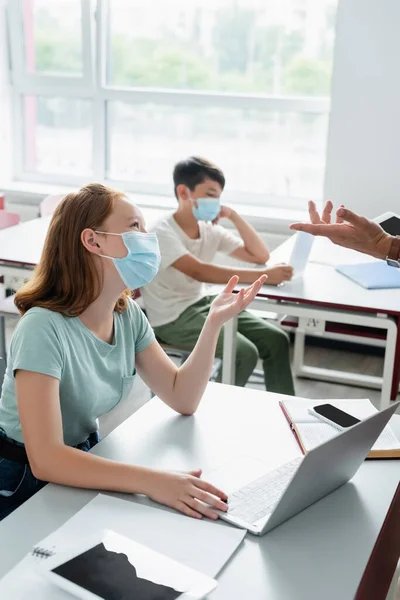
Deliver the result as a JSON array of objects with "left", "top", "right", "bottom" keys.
[
  {"left": 296, "top": 422, "right": 339, "bottom": 451},
  {"left": 288, "top": 231, "right": 314, "bottom": 279},
  {"left": 0, "top": 494, "right": 246, "bottom": 598}
]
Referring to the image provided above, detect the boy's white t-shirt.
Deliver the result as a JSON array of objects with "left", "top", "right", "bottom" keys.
[{"left": 141, "top": 214, "right": 244, "bottom": 327}]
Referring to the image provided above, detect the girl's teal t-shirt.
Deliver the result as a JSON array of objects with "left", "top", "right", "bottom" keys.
[{"left": 0, "top": 298, "right": 154, "bottom": 446}]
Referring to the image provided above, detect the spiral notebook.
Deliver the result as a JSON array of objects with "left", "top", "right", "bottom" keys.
[
  {"left": 39, "top": 529, "right": 216, "bottom": 600},
  {"left": 0, "top": 494, "right": 246, "bottom": 598},
  {"left": 2, "top": 531, "right": 217, "bottom": 600}
]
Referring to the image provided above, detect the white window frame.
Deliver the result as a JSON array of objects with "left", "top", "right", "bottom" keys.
[
  {"left": 7, "top": 0, "right": 95, "bottom": 91},
  {"left": 6, "top": 0, "right": 332, "bottom": 209}
]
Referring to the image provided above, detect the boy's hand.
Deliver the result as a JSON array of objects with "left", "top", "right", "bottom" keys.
[
  {"left": 265, "top": 264, "right": 293, "bottom": 285},
  {"left": 212, "top": 205, "right": 234, "bottom": 225}
]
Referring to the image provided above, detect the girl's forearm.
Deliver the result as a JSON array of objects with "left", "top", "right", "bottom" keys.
[{"left": 31, "top": 444, "right": 159, "bottom": 494}]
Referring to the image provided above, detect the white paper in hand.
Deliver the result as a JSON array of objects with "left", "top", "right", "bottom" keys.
[{"left": 289, "top": 232, "right": 314, "bottom": 279}]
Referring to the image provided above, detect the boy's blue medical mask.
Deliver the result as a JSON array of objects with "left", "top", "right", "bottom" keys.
[
  {"left": 96, "top": 230, "right": 161, "bottom": 290},
  {"left": 192, "top": 197, "right": 221, "bottom": 222}
]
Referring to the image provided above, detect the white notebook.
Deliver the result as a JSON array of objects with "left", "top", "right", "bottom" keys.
[
  {"left": 0, "top": 494, "right": 246, "bottom": 598},
  {"left": 280, "top": 398, "right": 400, "bottom": 459}
]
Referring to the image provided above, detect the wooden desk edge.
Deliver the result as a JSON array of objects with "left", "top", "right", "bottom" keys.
[{"left": 355, "top": 482, "right": 400, "bottom": 600}]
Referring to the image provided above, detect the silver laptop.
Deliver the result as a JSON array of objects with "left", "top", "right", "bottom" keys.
[
  {"left": 210, "top": 402, "right": 399, "bottom": 536},
  {"left": 288, "top": 231, "right": 314, "bottom": 279}
]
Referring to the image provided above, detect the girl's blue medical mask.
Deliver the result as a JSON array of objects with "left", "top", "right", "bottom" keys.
[
  {"left": 96, "top": 230, "right": 161, "bottom": 290},
  {"left": 192, "top": 197, "right": 221, "bottom": 222}
]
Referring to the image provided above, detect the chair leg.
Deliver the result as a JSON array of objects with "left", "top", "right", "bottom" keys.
[
  {"left": 293, "top": 326, "right": 306, "bottom": 377},
  {"left": 210, "top": 358, "right": 222, "bottom": 381},
  {"left": 0, "top": 316, "right": 6, "bottom": 364}
]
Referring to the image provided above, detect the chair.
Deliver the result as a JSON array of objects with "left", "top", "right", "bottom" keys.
[
  {"left": 157, "top": 341, "right": 222, "bottom": 381},
  {"left": 39, "top": 194, "right": 65, "bottom": 217},
  {"left": 0, "top": 293, "right": 19, "bottom": 364},
  {"left": 0, "top": 210, "right": 20, "bottom": 229},
  {"left": 0, "top": 211, "right": 22, "bottom": 362}
]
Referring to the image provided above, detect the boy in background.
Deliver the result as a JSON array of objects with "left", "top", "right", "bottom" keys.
[{"left": 141, "top": 157, "right": 295, "bottom": 394}]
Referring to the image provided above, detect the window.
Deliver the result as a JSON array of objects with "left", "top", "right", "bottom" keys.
[
  {"left": 7, "top": 0, "right": 338, "bottom": 208},
  {"left": 108, "top": 0, "right": 335, "bottom": 97},
  {"left": 24, "top": 0, "right": 83, "bottom": 76},
  {"left": 23, "top": 96, "right": 93, "bottom": 175},
  {"left": 107, "top": 102, "right": 328, "bottom": 200}
]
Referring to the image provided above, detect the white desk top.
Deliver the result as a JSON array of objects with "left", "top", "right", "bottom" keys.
[
  {"left": 207, "top": 235, "right": 400, "bottom": 315},
  {"left": 253, "top": 262, "right": 400, "bottom": 314},
  {"left": 0, "top": 383, "right": 398, "bottom": 599},
  {"left": 0, "top": 216, "right": 51, "bottom": 266},
  {"left": 0, "top": 207, "right": 167, "bottom": 267},
  {"left": 262, "top": 235, "right": 400, "bottom": 314}
]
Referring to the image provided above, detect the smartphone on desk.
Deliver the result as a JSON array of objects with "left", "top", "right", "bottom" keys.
[{"left": 308, "top": 403, "right": 361, "bottom": 431}]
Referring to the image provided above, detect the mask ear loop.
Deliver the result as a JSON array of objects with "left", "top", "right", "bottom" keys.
[
  {"left": 94, "top": 230, "right": 122, "bottom": 260},
  {"left": 94, "top": 230, "right": 121, "bottom": 236}
]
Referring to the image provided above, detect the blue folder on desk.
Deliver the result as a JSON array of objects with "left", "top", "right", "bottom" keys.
[{"left": 336, "top": 262, "right": 400, "bottom": 289}]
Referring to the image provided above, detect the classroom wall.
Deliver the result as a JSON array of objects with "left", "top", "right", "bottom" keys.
[{"left": 324, "top": 0, "right": 400, "bottom": 218}]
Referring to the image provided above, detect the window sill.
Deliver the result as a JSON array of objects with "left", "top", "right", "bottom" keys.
[{"left": 2, "top": 180, "right": 309, "bottom": 234}]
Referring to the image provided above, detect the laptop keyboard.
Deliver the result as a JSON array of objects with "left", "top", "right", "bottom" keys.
[{"left": 227, "top": 456, "right": 303, "bottom": 525}]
